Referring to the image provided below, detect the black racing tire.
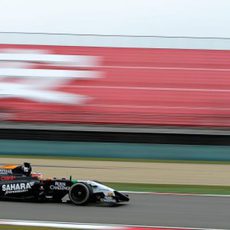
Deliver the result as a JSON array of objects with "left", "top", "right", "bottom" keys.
[{"left": 69, "top": 182, "right": 92, "bottom": 205}]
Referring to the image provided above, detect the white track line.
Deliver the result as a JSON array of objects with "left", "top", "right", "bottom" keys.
[
  {"left": 122, "top": 191, "right": 230, "bottom": 198},
  {"left": 0, "top": 219, "right": 227, "bottom": 230},
  {"left": 0, "top": 219, "right": 122, "bottom": 230},
  {"left": 88, "top": 104, "right": 230, "bottom": 111},
  {"left": 72, "top": 85, "right": 230, "bottom": 93},
  {"left": 100, "top": 65, "right": 230, "bottom": 72}
]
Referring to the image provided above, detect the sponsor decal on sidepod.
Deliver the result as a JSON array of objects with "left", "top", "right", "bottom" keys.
[
  {"left": 50, "top": 182, "right": 70, "bottom": 191},
  {"left": 0, "top": 169, "right": 12, "bottom": 175},
  {"left": 2, "top": 182, "right": 35, "bottom": 194}
]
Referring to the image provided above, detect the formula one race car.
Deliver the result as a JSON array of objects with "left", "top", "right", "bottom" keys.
[{"left": 0, "top": 162, "right": 129, "bottom": 206}]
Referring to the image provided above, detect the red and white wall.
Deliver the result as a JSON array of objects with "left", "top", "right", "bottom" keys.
[{"left": 1, "top": 44, "right": 230, "bottom": 127}]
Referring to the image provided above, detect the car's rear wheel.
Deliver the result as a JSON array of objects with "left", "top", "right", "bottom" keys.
[{"left": 69, "top": 182, "right": 92, "bottom": 205}]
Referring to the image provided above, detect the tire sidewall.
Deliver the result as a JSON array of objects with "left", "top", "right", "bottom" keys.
[{"left": 69, "top": 182, "right": 92, "bottom": 205}]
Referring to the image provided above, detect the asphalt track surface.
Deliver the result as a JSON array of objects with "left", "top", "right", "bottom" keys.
[{"left": 1, "top": 194, "right": 230, "bottom": 229}]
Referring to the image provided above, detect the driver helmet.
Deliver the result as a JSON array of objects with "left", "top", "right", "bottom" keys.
[{"left": 21, "top": 162, "right": 32, "bottom": 175}]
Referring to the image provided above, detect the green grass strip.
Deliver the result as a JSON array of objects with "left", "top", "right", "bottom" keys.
[
  {"left": 1, "top": 154, "right": 230, "bottom": 165},
  {"left": 0, "top": 226, "right": 76, "bottom": 230},
  {"left": 104, "top": 182, "right": 230, "bottom": 195}
]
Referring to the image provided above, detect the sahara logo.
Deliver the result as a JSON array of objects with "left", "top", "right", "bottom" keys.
[
  {"left": 2, "top": 182, "right": 35, "bottom": 194},
  {"left": 0, "top": 48, "right": 101, "bottom": 104}
]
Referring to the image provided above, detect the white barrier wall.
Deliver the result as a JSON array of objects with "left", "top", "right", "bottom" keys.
[{"left": 0, "top": 32, "right": 230, "bottom": 50}]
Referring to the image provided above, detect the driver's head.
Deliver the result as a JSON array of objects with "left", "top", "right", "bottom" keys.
[{"left": 22, "top": 162, "right": 32, "bottom": 175}]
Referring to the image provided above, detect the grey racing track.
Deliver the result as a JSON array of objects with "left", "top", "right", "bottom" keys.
[{"left": 1, "top": 194, "right": 230, "bottom": 229}]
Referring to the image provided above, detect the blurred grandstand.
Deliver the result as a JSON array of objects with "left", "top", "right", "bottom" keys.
[{"left": 1, "top": 33, "right": 230, "bottom": 142}]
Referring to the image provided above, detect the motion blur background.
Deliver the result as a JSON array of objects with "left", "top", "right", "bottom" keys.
[
  {"left": 2, "top": 0, "right": 230, "bottom": 229},
  {"left": 0, "top": 0, "right": 230, "bottom": 160}
]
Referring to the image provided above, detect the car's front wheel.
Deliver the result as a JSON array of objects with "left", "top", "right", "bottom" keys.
[{"left": 69, "top": 182, "right": 92, "bottom": 205}]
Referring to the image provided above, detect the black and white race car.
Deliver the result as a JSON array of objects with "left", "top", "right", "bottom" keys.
[{"left": 0, "top": 162, "right": 129, "bottom": 206}]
